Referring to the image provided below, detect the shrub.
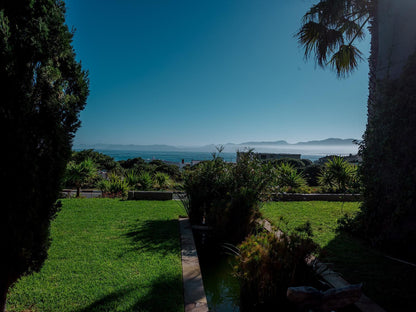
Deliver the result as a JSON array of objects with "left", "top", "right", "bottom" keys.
[
  {"left": 154, "top": 172, "right": 170, "bottom": 189},
  {"left": 270, "top": 158, "right": 307, "bottom": 170},
  {"left": 274, "top": 162, "right": 307, "bottom": 191},
  {"left": 118, "top": 157, "right": 147, "bottom": 170},
  {"left": 97, "top": 173, "right": 129, "bottom": 198},
  {"left": 149, "top": 160, "right": 182, "bottom": 181},
  {"left": 302, "top": 164, "right": 323, "bottom": 186},
  {"left": 71, "top": 149, "right": 120, "bottom": 173},
  {"left": 183, "top": 150, "right": 271, "bottom": 244},
  {"left": 137, "top": 172, "right": 153, "bottom": 191},
  {"left": 124, "top": 170, "right": 140, "bottom": 188},
  {"left": 318, "top": 156, "right": 359, "bottom": 193},
  {"left": 235, "top": 223, "right": 319, "bottom": 311}
]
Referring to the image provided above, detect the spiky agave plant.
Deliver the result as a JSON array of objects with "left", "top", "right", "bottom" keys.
[{"left": 319, "top": 156, "right": 354, "bottom": 192}]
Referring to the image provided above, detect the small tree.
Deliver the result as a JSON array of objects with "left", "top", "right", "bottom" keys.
[
  {"left": 0, "top": 1, "right": 88, "bottom": 309},
  {"left": 64, "top": 158, "right": 97, "bottom": 197}
]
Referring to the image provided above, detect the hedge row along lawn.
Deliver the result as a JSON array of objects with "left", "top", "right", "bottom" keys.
[
  {"left": 7, "top": 198, "right": 186, "bottom": 312},
  {"left": 261, "top": 201, "right": 416, "bottom": 311}
]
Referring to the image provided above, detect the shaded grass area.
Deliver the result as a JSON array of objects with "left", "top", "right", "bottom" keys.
[
  {"left": 7, "top": 198, "right": 186, "bottom": 312},
  {"left": 261, "top": 201, "right": 416, "bottom": 311}
]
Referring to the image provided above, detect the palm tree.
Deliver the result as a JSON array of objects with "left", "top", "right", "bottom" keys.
[
  {"left": 298, "top": 0, "right": 416, "bottom": 259},
  {"left": 297, "top": 0, "right": 371, "bottom": 77},
  {"left": 65, "top": 158, "right": 97, "bottom": 197}
]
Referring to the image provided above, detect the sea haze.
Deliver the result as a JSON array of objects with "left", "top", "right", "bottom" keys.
[{"left": 73, "top": 138, "right": 359, "bottom": 163}]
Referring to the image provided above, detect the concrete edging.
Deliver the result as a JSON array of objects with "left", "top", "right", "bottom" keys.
[
  {"left": 127, "top": 191, "right": 173, "bottom": 200},
  {"left": 179, "top": 217, "right": 209, "bottom": 312},
  {"left": 273, "top": 193, "right": 363, "bottom": 202}
]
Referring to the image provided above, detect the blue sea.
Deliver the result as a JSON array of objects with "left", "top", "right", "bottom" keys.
[{"left": 75, "top": 149, "right": 324, "bottom": 163}]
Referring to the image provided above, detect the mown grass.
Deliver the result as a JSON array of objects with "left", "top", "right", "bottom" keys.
[
  {"left": 261, "top": 201, "right": 416, "bottom": 311},
  {"left": 7, "top": 198, "right": 186, "bottom": 312}
]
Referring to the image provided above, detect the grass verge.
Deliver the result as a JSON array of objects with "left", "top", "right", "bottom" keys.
[
  {"left": 261, "top": 201, "right": 416, "bottom": 311},
  {"left": 7, "top": 198, "right": 186, "bottom": 312}
]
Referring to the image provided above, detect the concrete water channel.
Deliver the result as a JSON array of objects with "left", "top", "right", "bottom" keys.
[{"left": 193, "top": 229, "right": 240, "bottom": 312}]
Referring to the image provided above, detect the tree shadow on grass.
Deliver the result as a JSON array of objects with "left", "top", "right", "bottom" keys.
[
  {"left": 319, "top": 231, "right": 416, "bottom": 311},
  {"left": 122, "top": 219, "right": 180, "bottom": 256},
  {"left": 76, "top": 273, "right": 183, "bottom": 312}
]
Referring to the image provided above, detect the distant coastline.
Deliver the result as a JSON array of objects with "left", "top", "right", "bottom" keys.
[
  {"left": 73, "top": 137, "right": 359, "bottom": 155},
  {"left": 73, "top": 138, "right": 359, "bottom": 163}
]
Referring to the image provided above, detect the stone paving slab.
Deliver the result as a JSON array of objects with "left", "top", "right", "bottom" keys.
[{"left": 179, "top": 217, "right": 209, "bottom": 312}]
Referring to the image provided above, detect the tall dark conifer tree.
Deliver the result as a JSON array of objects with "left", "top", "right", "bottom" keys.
[{"left": 0, "top": 1, "right": 88, "bottom": 309}]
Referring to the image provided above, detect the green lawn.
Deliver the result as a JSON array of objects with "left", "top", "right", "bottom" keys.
[
  {"left": 7, "top": 198, "right": 186, "bottom": 312},
  {"left": 261, "top": 201, "right": 416, "bottom": 311}
]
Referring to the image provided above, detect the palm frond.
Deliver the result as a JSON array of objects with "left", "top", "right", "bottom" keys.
[
  {"left": 297, "top": 21, "right": 344, "bottom": 67},
  {"left": 297, "top": 0, "right": 370, "bottom": 77},
  {"left": 329, "top": 44, "right": 363, "bottom": 77}
]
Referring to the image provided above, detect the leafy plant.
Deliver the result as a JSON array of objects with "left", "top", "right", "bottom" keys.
[
  {"left": 137, "top": 172, "right": 153, "bottom": 191},
  {"left": 318, "top": 156, "right": 358, "bottom": 193},
  {"left": 183, "top": 150, "right": 271, "bottom": 244},
  {"left": 274, "top": 162, "right": 307, "bottom": 192},
  {"left": 154, "top": 172, "right": 170, "bottom": 189},
  {"left": 71, "top": 149, "right": 121, "bottom": 173},
  {"left": 64, "top": 158, "right": 97, "bottom": 197},
  {"left": 124, "top": 169, "right": 140, "bottom": 188},
  {"left": 98, "top": 173, "right": 129, "bottom": 198},
  {"left": 234, "top": 223, "right": 319, "bottom": 311},
  {"left": 302, "top": 164, "right": 323, "bottom": 186}
]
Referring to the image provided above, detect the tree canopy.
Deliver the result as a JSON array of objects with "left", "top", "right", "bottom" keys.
[{"left": 0, "top": 0, "right": 88, "bottom": 308}]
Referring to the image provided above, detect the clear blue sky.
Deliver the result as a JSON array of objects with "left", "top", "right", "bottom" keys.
[{"left": 65, "top": 0, "right": 370, "bottom": 146}]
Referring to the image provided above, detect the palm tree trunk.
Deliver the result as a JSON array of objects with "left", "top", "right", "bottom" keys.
[{"left": 76, "top": 186, "right": 80, "bottom": 197}]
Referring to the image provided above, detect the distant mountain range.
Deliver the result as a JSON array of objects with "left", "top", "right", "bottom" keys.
[
  {"left": 74, "top": 138, "right": 359, "bottom": 153},
  {"left": 239, "top": 138, "right": 356, "bottom": 146}
]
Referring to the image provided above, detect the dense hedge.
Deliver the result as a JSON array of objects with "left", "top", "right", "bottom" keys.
[{"left": 358, "top": 52, "right": 416, "bottom": 260}]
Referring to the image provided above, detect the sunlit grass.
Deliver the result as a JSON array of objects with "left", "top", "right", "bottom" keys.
[
  {"left": 261, "top": 201, "right": 416, "bottom": 311},
  {"left": 7, "top": 198, "right": 186, "bottom": 312}
]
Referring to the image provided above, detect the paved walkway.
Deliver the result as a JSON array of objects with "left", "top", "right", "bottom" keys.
[{"left": 179, "top": 217, "right": 209, "bottom": 312}]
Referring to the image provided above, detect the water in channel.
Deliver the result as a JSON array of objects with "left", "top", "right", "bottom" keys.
[{"left": 194, "top": 230, "right": 241, "bottom": 312}]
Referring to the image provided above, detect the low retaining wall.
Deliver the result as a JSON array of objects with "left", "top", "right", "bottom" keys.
[
  {"left": 273, "top": 193, "right": 363, "bottom": 202},
  {"left": 127, "top": 191, "right": 173, "bottom": 201}
]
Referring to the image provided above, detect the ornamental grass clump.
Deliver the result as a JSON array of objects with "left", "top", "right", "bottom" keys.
[
  {"left": 137, "top": 172, "right": 153, "bottom": 191},
  {"left": 234, "top": 223, "right": 319, "bottom": 311},
  {"left": 97, "top": 173, "right": 129, "bottom": 198},
  {"left": 124, "top": 169, "right": 141, "bottom": 188},
  {"left": 154, "top": 172, "right": 170, "bottom": 189}
]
